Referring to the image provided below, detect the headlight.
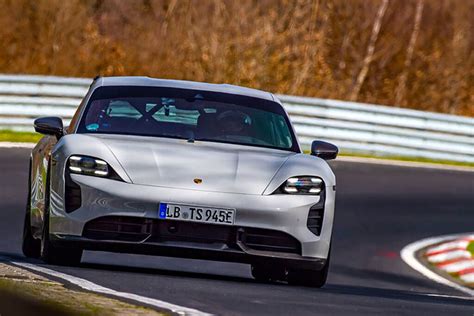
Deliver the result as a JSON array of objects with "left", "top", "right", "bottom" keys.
[
  {"left": 69, "top": 155, "right": 108, "bottom": 176},
  {"left": 68, "top": 155, "right": 122, "bottom": 180},
  {"left": 275, "top": 176, "right": 323, "bottom": 195}
]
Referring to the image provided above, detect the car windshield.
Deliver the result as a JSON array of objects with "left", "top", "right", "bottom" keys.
[{"left": 76, "top": 86, "right": 298, "bottom": 152}]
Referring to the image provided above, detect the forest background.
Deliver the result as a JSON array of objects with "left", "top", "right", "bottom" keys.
[{"left": 0, "top": 0, "right": 472, "bottom": 116}]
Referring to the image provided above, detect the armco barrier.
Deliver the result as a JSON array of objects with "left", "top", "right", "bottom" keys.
[{"left": 0, "top": 74, "right": 472, "bottom": 163}]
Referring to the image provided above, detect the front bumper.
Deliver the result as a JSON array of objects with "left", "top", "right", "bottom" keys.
[
  {"left": 50, "top": 174, "right": 335, "bottom": 265},
  {"left": 51, "top": 232, "right": 327, "bottom": 270}
]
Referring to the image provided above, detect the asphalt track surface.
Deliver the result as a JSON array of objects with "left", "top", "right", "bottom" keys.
[{"left": 1, "top": 148, "right": 473, "bottom": 315}]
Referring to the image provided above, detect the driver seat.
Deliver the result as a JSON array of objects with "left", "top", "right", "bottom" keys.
[{"left": 196, "top": 113, "right": 218, "bottom": 139}]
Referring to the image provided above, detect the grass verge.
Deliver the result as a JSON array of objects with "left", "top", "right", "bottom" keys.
[
  {"left": 0, "top": 130, "right": 42, "bottom": 143},
  {"left": 337, "top": 152, "right": 474, "bottom": 168},
  {"left": 467, "top": 241, "right": 474, "bottom": 256},
  {"left": 0, "top": 263, "right": 164, "bottom": 316},
  {"left": 302, "top": 150, "right": 474, "bottom": 168}
]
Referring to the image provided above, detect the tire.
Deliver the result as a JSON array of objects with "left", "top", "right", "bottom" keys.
[
  {"left": 287, "top": 250, "right": 331, "bottom": 288},
  {"left": 251, "top": 263, "right": 286, "bottom": 283},
  {"left": 40, "top": 215, "right": 82, "bottom": 266},
  {"left": 22, "top": 207, "right": 41, "bottom": 258},
  {"left": 22, "top": 165, "right": 41, "bottom": 258},
  {"left": 40, "top": 166, "right": 82, "bottom": 266}
]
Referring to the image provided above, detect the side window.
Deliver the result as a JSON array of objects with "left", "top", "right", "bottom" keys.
[{"left": 274, "top": 115, "right": 292, "bottom": 148}]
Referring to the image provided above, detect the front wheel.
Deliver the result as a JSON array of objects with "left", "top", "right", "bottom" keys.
[
  {"left": 40, "top": 213, "right": 83, "bottom": 266},
  {"left": 22, "top": 210, "right": 40, "bottom": 258},
  {"left": 287, "top": 251, "right": 331, "bottom": 288},
  {"left": 40, "top": 170, "right": 82, "bottom": 266},
  {"left": 22, "top": 171, "right": 40, "bottom": 259},
  {"left": 251, "top": 263, "right": 286, "bottom": 283}
]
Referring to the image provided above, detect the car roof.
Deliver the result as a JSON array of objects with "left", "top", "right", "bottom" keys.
[{"left": 93, "top": 76, "right": 276, "bottom": 102}]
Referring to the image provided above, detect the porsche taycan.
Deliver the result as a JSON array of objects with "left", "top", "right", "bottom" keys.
[{"left": 22, "top": 77, "right": 338, "bottom": 287}]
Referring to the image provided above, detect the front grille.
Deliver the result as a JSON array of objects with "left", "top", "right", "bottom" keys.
[
  {"left": 82, "top": 216, "right": 301, "bottom": 255},
  {"left": 238, "top": 228, "right": 301, "bottom": 254},
  {"left": 148, "top": 221, "right": 236, "bottom": 245},
  {"left": 83, "top": 216, "right": 153, "bottom": 242}
]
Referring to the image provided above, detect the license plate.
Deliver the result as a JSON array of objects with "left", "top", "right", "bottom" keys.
[{"left": 158, "top": 203, "right": 235, "bottom": 225}]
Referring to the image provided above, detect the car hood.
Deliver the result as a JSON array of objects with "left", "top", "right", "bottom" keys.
[{"left": 94, "top": 134, "right": 294, "bottom": 195}]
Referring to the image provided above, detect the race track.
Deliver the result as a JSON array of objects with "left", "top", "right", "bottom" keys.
[{"left": 1, "top": 148, "right": 473, "bottom": 315}]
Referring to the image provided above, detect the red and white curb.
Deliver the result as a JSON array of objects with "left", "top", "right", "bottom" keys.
[
  {"left": 425, "top": 235, "right": 474, "bottom": 285},
  {"left": 401, "top": 233, "right": 474, "bottom": 297}
]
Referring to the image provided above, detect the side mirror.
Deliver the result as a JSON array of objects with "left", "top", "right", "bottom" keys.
[
  {"left": 311, "top": 140, "right": 338, "bottom": 160},
  {"left": 34, "top": 117, "right": 64, "bottom": 139}
]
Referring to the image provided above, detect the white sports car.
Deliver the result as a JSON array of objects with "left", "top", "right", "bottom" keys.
[{"left": 23, "top": 77, "right": 337, "bottom": 287}]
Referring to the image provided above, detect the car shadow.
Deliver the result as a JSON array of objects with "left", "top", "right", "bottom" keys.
[{"left": 2, "top": 252, "right": 472, "bottom": 308}]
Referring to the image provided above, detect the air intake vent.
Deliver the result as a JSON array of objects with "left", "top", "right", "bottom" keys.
[
  {"left": 83, "top": 216, "right": 153, "bottom": 242},
  {"left": 307, "top": 206, "right": 324, "bottom": 236},
  {"left": 307, "top": 190, "right": 325, "bottom": 236},
  {"left": 65, "top": 171, "right": 81, "bottom": 213}
]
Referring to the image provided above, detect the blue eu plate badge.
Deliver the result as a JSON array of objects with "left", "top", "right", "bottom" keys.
[{"left": 159, "top": 203, "right": 167, "bottom": 219}]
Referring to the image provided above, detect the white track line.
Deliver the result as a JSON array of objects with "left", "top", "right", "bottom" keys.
[
  {"left": 4, "top": 259, "right": 212, "bottom": 316},
  {"left": 400, "top": 233, "right": 474, "bottom": 297}
]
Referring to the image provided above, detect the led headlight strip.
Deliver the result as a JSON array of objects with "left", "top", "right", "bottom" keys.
[
  {"left": 67, "top": 155, "right": 124, "bottom": 181},
  {"left": 277, "top": 176, "right": 323, "bottom": 195},
  {"left": 68, "top": 155, "right": 124, "bottom": 181},
  {"left": 69, "top": 155, "right": 109, "bottom": 177}
]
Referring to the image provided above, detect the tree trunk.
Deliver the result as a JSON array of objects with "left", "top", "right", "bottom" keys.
[
  {"left": 349, "top": 0, "right": 389, "bottom": 101},
  {"left": 290, "top": 0, "right": 321, "bottom": 94},
  {"left": 395, "top": 0, "right": 424, "bottom": 107}
]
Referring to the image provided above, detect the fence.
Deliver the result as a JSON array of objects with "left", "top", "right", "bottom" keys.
[{"left": 0, "top": 74, "right": 473, "bottom": 163}]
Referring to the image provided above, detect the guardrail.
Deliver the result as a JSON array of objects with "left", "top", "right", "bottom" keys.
[{"left": 0, "top": 74, "right": 473, "bottom": 163}]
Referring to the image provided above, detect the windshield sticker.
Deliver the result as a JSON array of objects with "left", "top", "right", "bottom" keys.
[{"left": 86, "top": 123, "right": 99, "bottom": 131}]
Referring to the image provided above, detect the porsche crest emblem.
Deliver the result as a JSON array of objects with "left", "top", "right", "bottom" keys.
[{"left": 193, "top": 178, "right": 203, "bottom": 184}]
